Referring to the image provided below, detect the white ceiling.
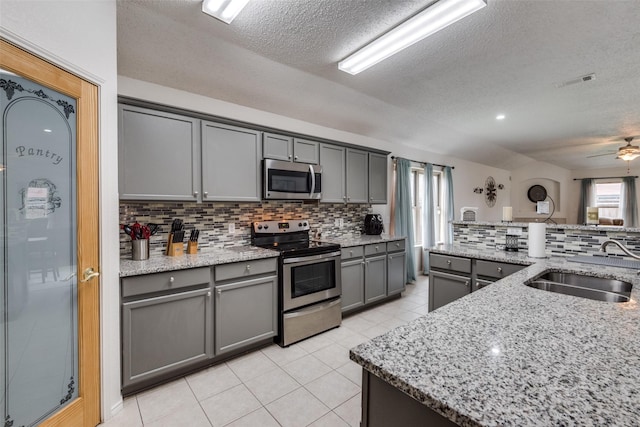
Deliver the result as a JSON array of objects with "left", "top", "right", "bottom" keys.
[{"left": 116, "top": 0, "right": 640, "bottom": 171}]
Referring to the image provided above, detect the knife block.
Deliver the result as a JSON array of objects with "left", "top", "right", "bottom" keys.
[
  {"left": 187, "top": 241, "right": 198, "bottom": 255},
  {"left": 165, "top": 232, "right": 173, "bottom": 255},
  {"left": 167, "top": 242, "right": 184, "bottom": 257}
]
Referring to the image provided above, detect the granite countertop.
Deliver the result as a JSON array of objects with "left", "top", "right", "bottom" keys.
[
  {"left": 452, "top": 220, "right": 640, "bottom": 233},
  {"left": 120, "top": 246, "right": 279, "bottom": 277},
  {"left": 350, "top": 248, "right": 640, "bottom": 426},
  {"left": 320, "top": 234, "right": 406, "bottom": 248}
]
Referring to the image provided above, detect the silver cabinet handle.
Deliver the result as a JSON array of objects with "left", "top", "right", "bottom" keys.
[
  {"left": 347, "top": 196, "right": 350, "bottom": 201},
  {"left": 204, "top": 191, "right": 208, "bottom": 197},
  {"left": 389, "top": 255, "right": 393, "bottom": 260},
  {"left": 349, "top": 250, "right": 353, "bottom": 256},
  {"left": 395, "top": 242, "right": 400, "bottom": 247},
  {"left": 169, "top": 276, "right": 175, "bottom": 283},
  {"left": 295, "top": 155, "right": 299, "bottom": 160},
  {"left": 80, "top": 267, "right": 100, "bottom": 283},
  {"left": 246, "top": 264, "right": 251, "bottom": 271},
  {"left": 465, "top": 281, "right": 470, "bottom": 287},
  {"left": 288, "top": 154, "right": 292, "bottom": 159},
  {"left": 375, "top": 245, "right": 379, "bottom": 251},
  {"left": 194, "top": 191, "right": 199, "bottom": 197},
  {"left": 370, "top": 196, "right": 373, "bottom": 201},
  {"left": 497, "top": 267, "right": 503, "bottom": 273},
  {"left": 447, "top": 260, "right": 452, "bottom": 265},
  {"left": 309, "top": 164, "right": 315, "bottom": 199},
  {"left": 207, "top": 291, "right": 211, "bottom": 297},
  {"left": 217, "top": 288, "right": 221, "bottom": 296}
]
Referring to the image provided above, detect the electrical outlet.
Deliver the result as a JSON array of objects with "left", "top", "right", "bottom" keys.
[
  {"left": 334, "top": 219, "right": 340, "bottom": 227},
  {"left": 339, "top": 218, "right": 344, "bottom": 228},
  {"left": 228, "top": 223, "right": 235, "bottom": 234}
]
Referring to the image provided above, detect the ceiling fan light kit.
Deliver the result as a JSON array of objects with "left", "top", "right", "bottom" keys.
[
  {"left": 338, "top": 0, "right": 487, "bottom": 75},
  {"left": 616, "top": 137, "right": 640, "bottom": 161}
]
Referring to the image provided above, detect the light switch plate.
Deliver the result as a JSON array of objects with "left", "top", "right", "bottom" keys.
[{"left": 228, "top": 223, "right": 235, "bottom": 234}]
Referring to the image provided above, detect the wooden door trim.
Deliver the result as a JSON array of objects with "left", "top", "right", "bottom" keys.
[{"left": 1, "top": 39, "right": 101, "bottom": 427}]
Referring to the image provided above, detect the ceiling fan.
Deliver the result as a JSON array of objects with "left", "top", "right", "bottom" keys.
[{"left": 587, "top": 137, "right": 640, "bottom": 161}]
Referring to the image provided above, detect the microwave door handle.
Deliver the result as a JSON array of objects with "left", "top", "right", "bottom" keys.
[{"left": 309, "top": 164, "right": 315, "bottom": 198}]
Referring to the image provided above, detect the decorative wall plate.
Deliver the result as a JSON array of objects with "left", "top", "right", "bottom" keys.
[
  {"left": 527, "top": 184, "right": 547, "bottom": 203},
  {"left": 485, "top": 176, "right": 497, "bottom": 207}
]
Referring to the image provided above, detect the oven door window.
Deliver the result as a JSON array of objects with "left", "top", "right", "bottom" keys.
[
  {"left": 291, "top": 260, "right": 336, "bottom": 298},
  {"left": 268, "top": 169, "right": 311, "bottom": 194}
]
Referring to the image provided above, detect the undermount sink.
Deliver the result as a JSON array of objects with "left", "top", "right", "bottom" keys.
[{"left": 525, "top": 271, "right": 633, "bottom": 303}]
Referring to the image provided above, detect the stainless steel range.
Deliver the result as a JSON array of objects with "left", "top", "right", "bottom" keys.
[{"left": 251, "top": 220, "right": 342, "bottom": 347}]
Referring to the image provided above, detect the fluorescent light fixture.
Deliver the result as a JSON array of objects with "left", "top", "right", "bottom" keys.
[
  {"left": 202, "top": 0, "right": 250, "bottom": 24},
  {"left": 338, "top": 0, "right": 487, "bottom": 75},
  {"left": 496, "top": 114, "right": 505, "bottom": 120}
]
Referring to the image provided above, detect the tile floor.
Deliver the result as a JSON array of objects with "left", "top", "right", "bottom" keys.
[{"left": 101, "top": 276, "right": 429, "bottom": 427}]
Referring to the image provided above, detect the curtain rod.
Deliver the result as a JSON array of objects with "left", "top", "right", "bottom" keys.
[
  {"left": 390, "top": 156, "right": 454, "bottom": 169},
  {"left": 573, "top": 175, "right": 638, "bottom": 180}
]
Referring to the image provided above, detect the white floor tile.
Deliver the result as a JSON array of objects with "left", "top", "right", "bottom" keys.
[
  {"left": 186, "top": 363, "right": 241, "bottom": 401},
  {"left": 243, "top": 366, "right": 301, "bottom": 405},
  {"left": 308, "top": 411, "right": 350, "bottom": 427},
  {"left": 226, "top": 351, "right": 279, "bottom": 383},
  {"left": 357, "top": 309, "right": 394, "bottom": 325},
  {"left": 335, "top": 330, "right": 370, "bottom": 350},
  {"left": 394, "top": 310, "right": 423, "bottom": 322},
  {"left": 136, "top": 378, "right": 198, "bottom": 424},
  {"left": 341, "top": 316, "right": 377, "bottom": 333},
  {"left": 333, "top": 393, "right": 362, "bottom": 427},
  {"left": 282, "top": 354, "right": 333, "bottom": 385},
  {"left": 305, "top": 371, "right": 360, "bottom": 409},
  {"left": 224, "top": 407, "right": 280, "bottom": 427},
  {"left": 295, "top": 333, "right": 333, "bottom": 353},
  {"left": 199, "top": 384, "right": 261, "bottom": 427},
  {"left": 143, "top": 403, "right": 211, "bottom": 427},
  {"left": 336, "top": 362, "right": 362, "bottom": 387},
  {"left": 266, "top": 387, "right": 330, "bottom": 427},
  {"left": 261, "top": 343, "right": 308, "bottom": 366},
  {"left": 311, "top": 343, "right": 352, "bottom": 370}
]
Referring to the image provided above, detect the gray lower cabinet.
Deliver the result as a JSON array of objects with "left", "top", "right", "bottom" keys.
[
  {"left": 319, "top": 143, "right": 346, "bottom": 203},
  {"left": 346, "top": 148, "right": 368, "bottom": 203},
  {"left": 341, "top": 257, "right": 365, "bottom": 311},
  {"left": 368, "top": 153, "right": 388, "bottom": 204},
  {"left": 118, "top": 104, "right": 200, "bottom": 201},
  {"left": 213, "top": 258, "right": 278, "bottom": 355},
  {"left": 429, "top": 270, "right": 471, "bottom": 311},
  {"left": 387, "top": 251, "right": 406, "bottom": 296},
  {"left": 365, "top": 254, "right": 387, "bottom": 304},
  {"left": 121, "top": 268, "right": 213, "bottom": 391},
  {"left": 201, "top": 120, "right": 262, "bottom": 202}
]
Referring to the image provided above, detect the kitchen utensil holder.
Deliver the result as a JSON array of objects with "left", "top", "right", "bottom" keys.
[
  {"left": 505, "top": 234, "right": 519, "bottom": 252},
  {"left": 187, "top": 241, "right": 198, "bottom": 255},
  {"left": 132, "top": 239, "right": 150, "bottom": 261}
]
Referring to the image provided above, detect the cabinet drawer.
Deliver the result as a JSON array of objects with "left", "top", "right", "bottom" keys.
[
  {"left": 387, "top": 239, "right": 405, "bottom": 253},
  {"left": 341, "top": 246, "right": 364, "bottom": 260},
  {"left": 215, "top": 257, "right": 277, "bottom": 282},
  {"left": 476, "top": 260, "right": 524, "bottom": 279},
  {"left": 429, "top": 253, "right": 471, "bottom": 274},
  {"left": 122, "top": 267, "right": 211, "bottom": 298},
  {"left": 364, "top": 243, "right": 386, "bottom": 256}
]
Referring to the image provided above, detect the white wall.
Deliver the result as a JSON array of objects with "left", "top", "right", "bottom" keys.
[
  {"left": 1, "top": 0, "right": 121, "bottom": 421},
  {"left": 119, "top": 77, "right": 512, "bottom": 228}
]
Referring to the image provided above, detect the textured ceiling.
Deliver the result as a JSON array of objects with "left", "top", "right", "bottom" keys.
[{"left": 117, "top": 0, "right": 640, "bottom": 171}]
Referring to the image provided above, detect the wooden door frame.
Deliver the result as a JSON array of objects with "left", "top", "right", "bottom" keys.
[{"left": 0, "top": 39, "right": 101, "bottom": 427}]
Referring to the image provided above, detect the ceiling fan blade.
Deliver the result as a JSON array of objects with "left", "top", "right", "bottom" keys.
[{"left": 587, "top": 151, "right": 617, "bottom": 158}]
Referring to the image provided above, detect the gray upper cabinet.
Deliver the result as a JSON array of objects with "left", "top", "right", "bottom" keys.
[
  {"left": 202, "top": 121, "right": 262, "bottom": 202},
  {"left": 118, "top": 104, "right": 200, "bottom": 201},
  {"left": 368, "top": 153, "right": 388, "bottom": 204},
  {"left": 319, "top": 143, "right": 346, "bottom": 203},
  {"left": 346, "top": 148, "right": 368, "bottom": 203},
  {"left": 263, "top": 133, "right": 293, "bottom": 161},
  {"left": 293, "top": 138, "right": 319, "bottom": 164}
]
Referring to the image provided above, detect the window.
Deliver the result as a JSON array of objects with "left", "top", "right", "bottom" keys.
[
  {"left": 410, "top": 168, "right": 443, "bottom": 247},
  {"left": 595, "top": 181, "right": 622, "bottom": 219}
]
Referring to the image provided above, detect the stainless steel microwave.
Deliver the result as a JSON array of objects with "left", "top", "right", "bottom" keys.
[{"left": 263, "top": 159, "right": 322, "bottom": 200}]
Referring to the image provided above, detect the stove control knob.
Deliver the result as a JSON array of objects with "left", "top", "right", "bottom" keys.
[
  {"left": 303, "top": 222, "right": 308, "bottom": 227},
  {"left": 298, "top": 222, "right": 302, "bottom": 227},
  {"left": 258, "top": 225, "right": 263, "bottom": 230},
  {"left": 264, "top": 225, "right": 269, "bottom": 229}
]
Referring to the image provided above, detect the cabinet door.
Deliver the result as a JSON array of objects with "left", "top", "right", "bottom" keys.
[
  {"left": 122, "top": 288, "right": 212, "bottom": 389},
  {"left": 263, "top": 133, "right": 293, "bottom": 161},
  {"left": 341, "top": 258, "right": 365, "bottom": 312},
  {"left": 365, "top": 255, "right": 387, "bottom": 304},
  {"left": 368, "top": 153, "right": 388, "bottom": 204},
  {"left": 429, "top": 270, "right": 470, "bottom": 311},
  {"left": 118, "top": 104, "right": 200, "bottom": 201},
  {"left": 387, "top": 252, "right": 406, "bottom": 296},
  {"left": 215, "top": 275, "right": 277, "bottom": 355},
  {"left": 202, "top": 121, "right": 261, "bottom": 202},
  {"left": 319, "top": 143, "right": 346, "bottom": 203},
  {"left": 293, "top": 138, "right": 319, "bottom": 164},
  {"left": 346, "top": 148, "right": 368, "bottom": 203}
]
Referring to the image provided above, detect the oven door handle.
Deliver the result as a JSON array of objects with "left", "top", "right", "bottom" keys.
[
  {"left": 308, "top": 164, "right": 315, "bottom": 198},
  {"left": 283, "top": 251, "right": 341, "bottom": 264}
]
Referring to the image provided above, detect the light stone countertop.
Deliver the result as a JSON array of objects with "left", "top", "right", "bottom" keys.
[
  {"left": 120, "top": 246, "right": 279, "bottom": 277},
  {"left": 319, "top": 234, "right": 406, "bottom": 248},
  {"left": 452, "top": 220, "right": 640, "bottom": 233},
  {"left": 350, "top": 244, "right": 640, "bottom": 426}
]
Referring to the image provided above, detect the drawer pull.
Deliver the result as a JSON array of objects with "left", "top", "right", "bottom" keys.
[
  {"left": 465, "top": 281, "right": 470, "bottom": 287},
  {"left": 207, "top": 291, "right": 211, "bottom": 298},
  {"left": 246, "top": 264, "right": 251, "bottom": 271},
  {"left": 217, "top": 289, "right": 222, "bottom": 296},
  {"left": 447, "top": 260, "right": 452, "bottom": 265},
  {"left": 375, "top": 246, "right": 379, "bottom": 250},
  {"left": 497, "top": 267, "right": 503, "bottom": 273},
  {"left": 395, "top": 242, "right": 400, "bottom": 247},
  {"left": 349, "top": 250, "right": 353, "bottom": 256},
  {"left": 169, "top": 276, "right": 175, "bottom": 284}
]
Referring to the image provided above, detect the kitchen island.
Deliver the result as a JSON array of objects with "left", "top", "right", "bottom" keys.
[{"left": 350, "top": 247, "right": 640, "bottom": 426}]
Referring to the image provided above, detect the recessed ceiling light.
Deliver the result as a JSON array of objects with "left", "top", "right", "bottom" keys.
[
  {"left": 338, "top": 0, "right": 487, "bottom": 75},
  {"left": 43, "top": 128, "right": 52, "bottom": 132},
  {"left": 496, "top": 114, "right": 505, "bottom": 120},
  {"left": 202, "top": 0, "right": 249, "bottom": 24}
]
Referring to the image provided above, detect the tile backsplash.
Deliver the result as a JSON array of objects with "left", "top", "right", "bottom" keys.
[{"left": 120, "top": 201, "right": 373, "bottom": 257}]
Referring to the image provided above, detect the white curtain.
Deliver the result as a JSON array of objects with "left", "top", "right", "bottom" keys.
[
  {"left": 620, "top": 176, "right": 638, "bottom": 227},
  {"left": 422, "top": 163, "right": 435, "bottom": 274},
  {"left": 577, "top": 178, "right": 595, "bottom": 224},
  {"left": 442, "top": 166, "right": 454, "bottom": 244}
]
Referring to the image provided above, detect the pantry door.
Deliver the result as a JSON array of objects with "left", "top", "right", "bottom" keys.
[{"left": 0, "top": 40, "right": 100, "bottom": 426}]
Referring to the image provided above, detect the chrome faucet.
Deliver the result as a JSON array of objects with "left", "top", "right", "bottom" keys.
[{"left": 599, "top": 239, "right": 640, "bottom": 261}]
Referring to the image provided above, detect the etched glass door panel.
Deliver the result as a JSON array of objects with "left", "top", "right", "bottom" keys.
[{"left": 1, "top": 70, "right": 78, "bottom": 426}]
